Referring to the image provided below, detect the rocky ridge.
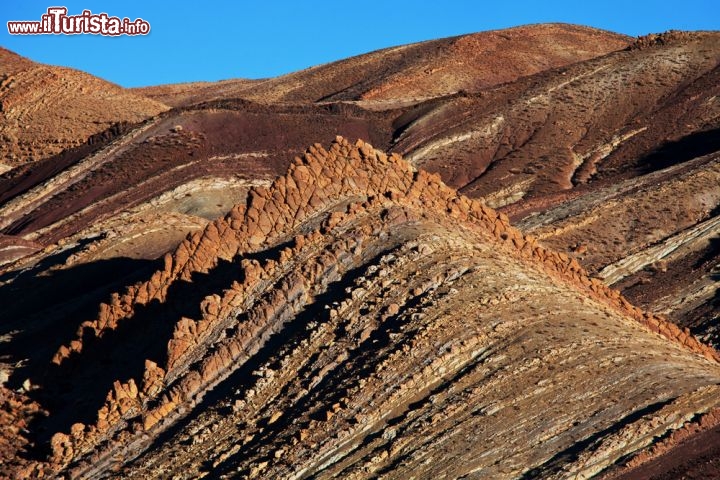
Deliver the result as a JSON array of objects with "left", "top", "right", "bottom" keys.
[
  {"left": 0, "top": 25, "right": 719, "bottom": 479},
  {"left": 8, "top": 138, "right": 719, "bottom": 479}
]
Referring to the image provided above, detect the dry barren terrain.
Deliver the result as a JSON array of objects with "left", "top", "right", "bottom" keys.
[{"left": 0, "top": 23, "right": 718, "bottom": 479}]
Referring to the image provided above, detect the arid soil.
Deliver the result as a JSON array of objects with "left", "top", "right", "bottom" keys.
[
  {"left": 133, "top": 24, "right": 630, "bottom": 108},
  {"left": 0, "top": 23, "right": 719, "bottom": 479},
  {"left": 0, "top": 49, "right": 168, "bottom": 170}
]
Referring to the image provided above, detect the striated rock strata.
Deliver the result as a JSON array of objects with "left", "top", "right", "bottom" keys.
[{"left": 6, "top": 138, "right": 719, "bottom": 479}]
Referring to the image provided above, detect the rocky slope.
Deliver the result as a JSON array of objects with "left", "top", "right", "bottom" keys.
[
  {"left": 0, "top": 48, "right": 168, "bottom": 170},
  {"left": 0, "top": 24, "right": 719, "bottom": 478},
  {"left": 133, "top": 24, "right": 630, "bottom": 108},
  {"left": 5, "top": 138, "right": 720, "bottom": 479}
]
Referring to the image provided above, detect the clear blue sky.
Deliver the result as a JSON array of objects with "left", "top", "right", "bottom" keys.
[{"left": 2, "top": 0, "right": 718, "bottom": 87}]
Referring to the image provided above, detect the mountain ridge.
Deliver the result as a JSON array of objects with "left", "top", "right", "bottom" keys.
[
  {"left": 132, "top": 23, "right": 631, "bottom": 108},
  {"left": 7, "top": 138, "right": 720, "bottom": 478},
  {"left": 0, "top": 24, "right": 719, "bottom": 478}
]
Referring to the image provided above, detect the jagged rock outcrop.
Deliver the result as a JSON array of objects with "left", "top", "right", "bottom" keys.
[
  {"left": 629, "top": 30, "right": 696, "bottom": 50},
  {"left": 1, "top": 26, "right": 719, "bottom": 480},
  {"left": 52, "top": 139, "right": 719, "bottom": 367},
  {"left": 9, "top": 138, "right": 718, "bottom": 479}
]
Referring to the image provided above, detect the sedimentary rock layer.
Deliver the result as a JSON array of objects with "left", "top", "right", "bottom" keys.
[
  {"left": 1, "top": 25, "right": 719, "bottom": 479},
  {"left": 7, "top": 139, "right": 719, "bottom": 479}
]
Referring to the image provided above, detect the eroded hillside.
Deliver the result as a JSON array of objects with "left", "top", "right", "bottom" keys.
[
  {"left": 133, "top": 24, "right": 630, "bottom": 108},
  {"left": 0, "top": 24, "right": 719, "bottom": 479},
  {"left": 0, "top": 48, "right": 168, "bottom": 170},
  {"left": 4, "top": 139, "right": 720, "bottom": 479}
]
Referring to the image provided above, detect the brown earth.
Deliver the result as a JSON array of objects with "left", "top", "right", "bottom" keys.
[
  {"left": 0, "top": 48, "right": 168, "bottom": 169},
  {"left": 5, "top": 138, "right": 720, "bottom": 479},
  {"left": 0, "top": 24, "right": 719, "bottom": 479},
  {"left": 133, "top": 23, "right": 630, "bottom": 108}
]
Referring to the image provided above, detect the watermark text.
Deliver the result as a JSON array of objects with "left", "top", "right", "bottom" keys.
[{"left": 7, "top": 7, "right": 150, "bottom": 36}]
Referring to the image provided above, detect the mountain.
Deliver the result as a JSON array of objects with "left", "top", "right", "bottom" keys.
[
  {"left": 0, "top": 24, "right": 718, "bottom": 479},
  {"left": 0, "top": 48, "right": 168, "bottom": 170},
  {"left": 133, "top": 23, "right": 630, "bottom": 108}
]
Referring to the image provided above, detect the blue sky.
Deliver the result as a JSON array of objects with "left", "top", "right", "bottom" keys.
[{"left": 2, "top": 1, "right": 718, "bottom": 87}]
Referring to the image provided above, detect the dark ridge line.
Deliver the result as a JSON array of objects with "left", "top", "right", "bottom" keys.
[
  {"left": 519, "top": 398, "right": 676, "bottom": 479},
  {"left": 0, "top": 121, "right": 137, "bottom": 206}
]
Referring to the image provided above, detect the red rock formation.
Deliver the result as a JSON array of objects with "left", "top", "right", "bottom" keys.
[
  {"left": 0, "top": 27, "right": 718, "bottom": 480},
  {"left": 33, "top": 138, "right": 719, "bottom": 477},
  {"left": 53, "top": 138, "right": 718, "bottom": 370}
]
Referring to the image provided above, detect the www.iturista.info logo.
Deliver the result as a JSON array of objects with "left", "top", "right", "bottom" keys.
[{"left": 7, "top": 7, "right": 150, "bottom": 36}]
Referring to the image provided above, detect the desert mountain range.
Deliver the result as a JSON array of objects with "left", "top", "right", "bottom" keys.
[{"left": 0, "top": 23, "right": 718, "bottom": 479}]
